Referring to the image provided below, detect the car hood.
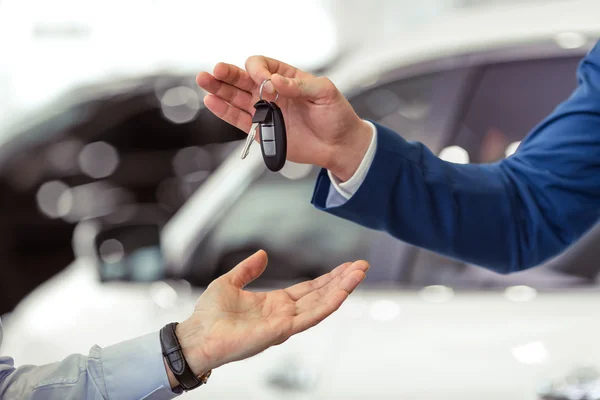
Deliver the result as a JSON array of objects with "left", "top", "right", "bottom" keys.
[{"left": 2, "top": 260, "right": 599, "bottom": 400}]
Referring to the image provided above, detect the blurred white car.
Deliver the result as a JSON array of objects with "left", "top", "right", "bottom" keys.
[{"left": 3, "top": 2, "right": 600, "bottom": 399}]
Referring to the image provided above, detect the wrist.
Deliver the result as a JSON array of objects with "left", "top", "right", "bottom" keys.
[
  {"left": 162, "top": 319, "right": 213, "bottom": 389},
  {"left": 175, "top": 318, "right": 213, "bottom": 375},
  {"left": 326, "top": 119, "right": 373, "bottom": 182}
]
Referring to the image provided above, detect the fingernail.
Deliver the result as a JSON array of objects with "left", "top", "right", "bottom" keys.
[{"left": 264, "top": 80, "right": 275, "bottom": 93}]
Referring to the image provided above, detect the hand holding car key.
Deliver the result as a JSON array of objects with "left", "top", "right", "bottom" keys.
[
  {"left": 240, "top": 79, "right": 287, "bottom": 172},
  {"left": 197, "top": 56, "right": 373, "bottom": 181}
]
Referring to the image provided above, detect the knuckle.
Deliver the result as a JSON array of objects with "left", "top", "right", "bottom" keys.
[
  {"left": 226, "top": 105, "right": 237, "bottom": 124},
  {"left": 230, "top": 87, "right": 242, "bottom": 104},
  {"left": 229, "top": 68, "right": 240, "bottom": 84},
  {"left": 295, "top": 78, "right": 306, "bottom": 91},
  {"left": 232, "top": 89, "right": 242, "bottom": 105},
  {"left": 232, "top": 109, "right": 242, "bottom": 127},
  {"left": 215, "top": 81, "right": 227, "bottom": 97},
  {"left": 309, "top": 277, "right": 319, "bottom": 290}
]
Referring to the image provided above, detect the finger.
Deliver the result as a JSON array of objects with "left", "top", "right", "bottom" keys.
[
  {"left": 284, "top": 262, "right": 353, "bottom": 301},
  {"left": 270, "top": 74, "right": 337, "bottom": 102},
  {"left": 212, "top": 62, "right": 256, "bottom": 92},
  {"left": 337, "top": 267, "right": 368, "bottom": 293},
  {"left": 292, "top": 270, "right": 366, "bottom": 334},
  {"left": 222, "top": 250, "right": 268, "bottom": 288},
  {"left": 204, "top": 94, "right": 252, "bottom": 133},
  {"left": 295, "top": 261, "right": 369, "bottom": 312},
  {"left": 196, "top": 72, "right": 255, "bottom": 114},
  {"left": 244, "top": 56, "right": 313, "bottom": 94}
]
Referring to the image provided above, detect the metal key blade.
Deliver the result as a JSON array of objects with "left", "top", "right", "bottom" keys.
[{"left": 241, "top": 123, "right": 259, "bottom": 159}]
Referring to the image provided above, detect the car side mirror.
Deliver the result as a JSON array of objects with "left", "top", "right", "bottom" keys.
[{"left": 72, "top": 204, "right": 170, "bottom": 282}]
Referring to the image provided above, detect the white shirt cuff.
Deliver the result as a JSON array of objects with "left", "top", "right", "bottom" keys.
[{"left": 327, "top": 120, "right": 377, "bottom": 200}]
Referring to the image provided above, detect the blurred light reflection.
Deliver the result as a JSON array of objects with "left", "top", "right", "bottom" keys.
[
  {"left": 99, "top": 239, "right": 125, "bottom": 264},
  {"left": 369, "top": 300, "right": 401, "bottom": 321},
  {"left": 45, "top": 139, "right": 83, "bottom": 173},
  {"left": 365, "top": 88, "right": 401, "bottom": 118},
  {"left": 555, "top": 32, "right": 587, "bottom": 49},
  {"left": 160, "top": 86, "right": 201, "bottom": 124},
  {"left": 59, "top": 182, "right": 131, "bottom": 222},
  {"left": 36, "top": 180, "right": 71, "bottom": 218},
  {"left": 78, "top": 141, "right": 119, "bottom": 179},
  {"left": 150, "top": 281, "right": 178, "bottom": 309},
  {"left": 512, "top": 341, "right": 549, "bottom": 365},
  {"left": 172, "top": 146, "right": 212, "bottom": 176},
  {"left": 419, "top": 285, "right": 454, "bottom": 303},
  {"left": 504, "top": 285, "right": 537, "bottom": 302},
  {"left": 439, "top": 145, "right": 469, "bottom": 164}
]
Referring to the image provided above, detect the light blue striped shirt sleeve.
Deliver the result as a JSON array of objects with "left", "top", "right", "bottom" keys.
[{"left": 0, "top": 318, "right": 181, "bottom": 400}]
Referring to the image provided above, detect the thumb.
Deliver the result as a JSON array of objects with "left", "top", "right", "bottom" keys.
[
  {"left": 271, "top": 74, "right": 337, "bottom": 102},
  {"left": 224, "top": 250, "right": 268, "bottom": 288}
]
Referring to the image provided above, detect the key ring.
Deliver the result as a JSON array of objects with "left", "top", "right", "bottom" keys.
[{"left": 259, "top": 79, "right": 279, "bottom": 102}]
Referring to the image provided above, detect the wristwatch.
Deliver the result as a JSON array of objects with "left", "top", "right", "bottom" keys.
[{"left": 160, "top": 322, "right": 212, "bottom": 391}]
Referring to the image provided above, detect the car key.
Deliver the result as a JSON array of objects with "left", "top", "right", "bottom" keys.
[
  {"left": 240, "top": 79, "right": 287, "bottom": 172},
  {"left": 260, "top": 100, "right": 287, "bottom": 172},
  {"left": 241, "top": 99, "right": 272, "bottom": 159}
]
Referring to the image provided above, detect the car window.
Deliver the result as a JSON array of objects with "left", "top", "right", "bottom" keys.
[
  {"left": 454, "top": 56, "right": 581, "bottom": 163},
  {"left": 351, "top": 73, "right": 438, "bottom": 143},
  {"left": 408, "top": 56, "right": 599, "bottom": 288},
  {"left": 184, "top": 164, "right": 374, "bottom": 287}
]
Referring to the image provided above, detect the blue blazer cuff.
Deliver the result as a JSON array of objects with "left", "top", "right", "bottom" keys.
[{"left": 311, "top": 122, "right": 410, "bottom": 230}]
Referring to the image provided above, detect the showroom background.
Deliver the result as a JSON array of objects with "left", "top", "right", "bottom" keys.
[{"left": 0, "top": 1, "right": 599, "bottom": 399}]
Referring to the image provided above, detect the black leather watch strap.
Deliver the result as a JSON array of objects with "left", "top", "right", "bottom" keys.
[{"left": 160, "top": 322, "right": 208, "bottom": 391}]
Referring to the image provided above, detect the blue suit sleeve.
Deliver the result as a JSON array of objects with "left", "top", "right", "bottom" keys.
[{"left": 312, "top": 43, "right": 600, "bottom": 274}]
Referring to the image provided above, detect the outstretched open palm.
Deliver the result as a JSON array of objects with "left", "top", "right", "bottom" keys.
[{"left": 176, "top": 250, "right": 368, "bottom": 374}]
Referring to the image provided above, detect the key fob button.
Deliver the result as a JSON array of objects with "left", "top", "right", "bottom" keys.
[
  {"left": 261, "top": 124, "right": 275, "bottom": 141},
  {"left": 263, "top": 141, "right": 276, "bottom": 156}
]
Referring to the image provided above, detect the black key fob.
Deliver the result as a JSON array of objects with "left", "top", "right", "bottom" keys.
[
  {"left": 252, "top": 100, "right": 272, "bottom": 123},
  {"left": 259, "top": 101, "right": 287, "bottom": 172}
]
